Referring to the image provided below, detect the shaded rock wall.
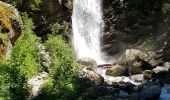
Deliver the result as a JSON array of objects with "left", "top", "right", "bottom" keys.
[
  {"left": 32, "top": 0, "right": 72, "bottom": 39},
  {"left": 102, "top": 0, "right": 170, "bottom": 61}
]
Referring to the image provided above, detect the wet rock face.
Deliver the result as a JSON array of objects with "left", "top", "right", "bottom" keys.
[{"left": 0, "top": 1, "right": 23, "bottom": 59}]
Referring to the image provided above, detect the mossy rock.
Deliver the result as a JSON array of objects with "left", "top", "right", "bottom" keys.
[
  {"left": 130, "top": 61, "right": 143, "bottom": 75},
  {"left": 106, "top": 65, "right": 127, "bottom": 76},
  {"left": 143, "top": 70, "right": 153, "bottom": 80},
  {"left": 0, "top": 1, "right": 23, "bottom": 59}
]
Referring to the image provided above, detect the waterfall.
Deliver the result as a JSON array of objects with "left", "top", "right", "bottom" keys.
[{"left": 72, "top": 0, "right": 106, "bottom": 64}]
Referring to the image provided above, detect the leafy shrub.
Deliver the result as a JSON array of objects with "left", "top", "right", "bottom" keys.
[
  {"left": 9, "top": 13, "right": 41, "bottom": 99},
  {"left": 2, "top": 0, "right": 22, "bottom": 7},
  {"left": 29, "top": 0, "right": 42, "bottom": 10},
  {"left": 119, "top": 0, "right": 162, "bottom": 23},
  {"left": 34, "top": 21, "right": 79, "bottom": 99},
  {"left": 0, "top": 61, "right": 11, "bottom": 100},
  {"left": 51, "top": 21, "right": 69, "bottom": 35},
  {"left": 44, "top": 34, "right": 78, "bottom": 99},
  {"left": 3, "top": 0, "right": 42, "bottom": 11}
]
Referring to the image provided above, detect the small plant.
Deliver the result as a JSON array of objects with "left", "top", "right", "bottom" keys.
[
  {"left": 29, "top": 0, "right": 42, "bottom": 10},
  {"left": 51, "top": 21, "right": 69, "bottom": 35}
]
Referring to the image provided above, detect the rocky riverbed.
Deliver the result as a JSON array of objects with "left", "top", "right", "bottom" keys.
[{"left": 77, "top": 49, "right": 170, "bottom": 100}]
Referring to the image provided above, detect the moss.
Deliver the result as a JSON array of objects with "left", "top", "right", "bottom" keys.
[
  {"left": 106, "top": 66, "right": 126, "bottom": 76},
  {"left": 143, "top": 70, "right": 153, "bottom": 80},
  {"left": 0, "top": 61, "right": 11, "bottom": 100},
  {"left": 130, "top": 61, "right": 142, "bottom": 75},
  {"left": 0, "top": 3, "right": 15, "bottom": 30}
]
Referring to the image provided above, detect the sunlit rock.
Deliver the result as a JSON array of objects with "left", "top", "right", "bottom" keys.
[
  {"left": 130, "top": 74, "right": 144, "bottom": 83},
  {"left": 125, "top": 49, "right": 163, "bottom": 67},
  {"left": 153, "top": 66, "right": 170, "bottom": 74},
  {"left": 84, "top": 70, "right": 104, "bottom": 85},
  {"left": 125, "top": 49, "right": 159, "bottom": 72},
  {"left": 163, "top": 62, "right": 170, "bottom": 67},
  {"left": 152, "top": 66, "right": 170, "bottom": 83},
  {"left": 125, "top": 49, "right": 148, "bottom": 62},
  {"left": 77, "top": 57, "right": 97, "bottom": 67},
  {"left": 105, "top": 65, "right": 127, "bottom": 76},
  {"left": 38, "top": 43, "right": 51, "bottom": 68},
  {"left": 27, "top": 71, "right": 48, "bottom": 99}
]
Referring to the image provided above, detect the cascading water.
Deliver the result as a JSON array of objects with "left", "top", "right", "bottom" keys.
[{"left": 72, "top": 0, "right": 106, "bottom": 64}]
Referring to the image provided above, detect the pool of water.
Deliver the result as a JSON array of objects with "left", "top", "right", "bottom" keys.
[{"left": 160, "top": 83, "right": 170, "bottom": 100}]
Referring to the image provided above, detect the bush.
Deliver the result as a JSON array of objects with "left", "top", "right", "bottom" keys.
[
  {"left": 120, "top": 0, "right": 163, "bottom": 23},
  {"left": 44, "top": 34, "right": 78, "bottom": 99},
  {"left": 9, "top": 13, "right": 41, "bottom": 99},
  {"left": 3, "top": 0, "right": 41, "bottom": 11},
  {"left": 34, "top": 21, "right": 80, "bottom": 99},
  {"left": 51, "top": 21, "right": 69, "bottom": 35},
  {"left": 0, "top": 61, "right": 11, "bottom": 100}
]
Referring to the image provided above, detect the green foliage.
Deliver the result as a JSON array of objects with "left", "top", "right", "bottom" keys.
[
  {"left": 120, "top": 0, "right": 162, "bottom": 23},
  {"left": 0, "top": 61, "right": 11, "bottom": 100},
  {"left": 9, "top": 13, "right": 41, "bottom": 99},
  {"left": 51, "top": 21, "right": 70, "bottom": 35},
  {"left": 44, "top": 34, "right": 78, "bottom": 99},
  {"left": 11, "top": 13, "right": 41, "bottom": 78},
  {"left": 34, "top": 21, "right": 80, "bottom": 99},
  {"left": 0, "top": 33, "right": 7, "bottom": 40},
  {"left": 2, "top": 0, "right": 22, "bottom": 7},
  {"left": 29, "top": 0, "right": 42, "bottom": 11},
  {"left": 3, "top": 0, "right": 42, "bottom": 11},
  {"left": 143, "top": 32, "right": 157, "bottom": 51}
]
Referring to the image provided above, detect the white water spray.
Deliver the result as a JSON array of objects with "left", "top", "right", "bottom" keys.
[{"left": 72, "top": 0, "right": 107, "bottom": 64}]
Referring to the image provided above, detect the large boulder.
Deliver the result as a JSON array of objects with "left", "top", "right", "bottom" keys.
[
  {"left": 125, "top": 49, "right": 163, "bottom": 67},
  {"left": 77, "top": 57, "right": 97, "bottom": 67},
  {"left": 84, "top": 70, "right": 104, "bottom": 85},
  {"left": 125, "top": 49, "right": 148, "bottom": 62},
  {"left": 105, "top": 65, "right": 127, "bottom": 76},
  {"left": 125, "top": 49, "right": 159, "bottom": 74},
  {"left": 0, "top": 1, "right": 23, "bottom": 42},
  {"left": 153, "top": 66, "right": 170, "bottom": 74},
  {"left": 152, "top": 66, "right": 170, "bottom": 83},
  {"left": 130, "top": 61, "right": 143, "bottom": 75},
  {"left": 0, "top": 1, "right": 23, "bottom": 59}
]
